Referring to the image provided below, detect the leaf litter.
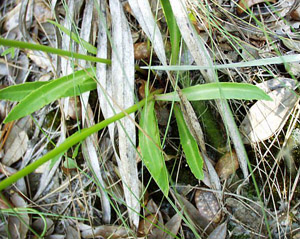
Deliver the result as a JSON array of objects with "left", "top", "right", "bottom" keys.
[{"left": 0, "top": 0, "right": 299, "bottom": 238}]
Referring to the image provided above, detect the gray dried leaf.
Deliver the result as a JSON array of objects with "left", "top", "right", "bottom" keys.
[
  {"left": 173, "top": 192, "right": 214, "bottom": 234},
  {"left": 164, "top": 213, "right": 182, "bottom": 239},
  {"left": 81, "top": 225, "right": 129, "bottom": 238},
  {"left": 33, "top": 0, "right": 53, "bottom": 22},
  {"left": 32, "top": 217, "right": 54, "bottom": 236},
  {"left": 3, "top": 2, "right": 32, "bottom": 32},
  {"left": 66, "top": 226, "right": 80, "bottom": 239},
  {"left": 8, "top": 193, "right": 29, "bottom": 239},
  {"left": 78, "top": 0, "right": 94, "bottom": 125},
  {"left": 207, "top": 221, "right": 227, "bottom": 239},
  {"left": 3, "top": 127, "right": 28, "bottom": 166},
  {"left": 82, "top": 105, "right": 111, "bottom": 224},
  {"left": 109, "top": 0, "right": 139, "bottom": 229},
  {"left": 240, "top": 87, "right": 298, "bottom": 143},
  {"left": 33, "top": 131, "right": 65, "bottom": 200},
  {"left": 255, "top": 78, "right": 296, "bottom": 93}
]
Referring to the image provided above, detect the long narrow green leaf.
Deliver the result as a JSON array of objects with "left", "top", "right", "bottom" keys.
[
  {"left": 0, "top": 77, "right": 97, "bottom": 102},
  {"left": 174, "top": 104, "right": 204, "bottom": 180},
  {"left": 155, "top": 82, "right": 272, "bottom": 101},
  {"left": 48, "top": 20, "right": 97, "bottom": 55},
  {"left": 139, "top": 100, "right": 169, "bottom": 196},
  {"left": 4, "top": 68, "right": 97, "bottom": 123},
  {"left": 160, "top": 0, "right": 181, "bottom": 65},
  {"left": 0, "top": 38, "right": 110, "bottom": 64}
]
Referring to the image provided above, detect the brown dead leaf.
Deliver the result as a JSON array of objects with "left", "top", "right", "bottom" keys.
[
  {"left": 138, "top": 214, "right": 159, "bottom": 237},
  {"left": 67, "top": 96, "right": 81, "bottom": 120},
  {"left": 215, "top": 150, "right": 239, "bottom": 180},
  {"left": 290, "top": 4, "right": 300, "bottom": 20},
  {"left": 195, "top": 189, "right": 222, "bottom": 224},
  {"left": 134, "top": 42, "right": 151, "bottom": 60},
  {"left": 237, "top": 0, "right": 276, "bottom": 15}
]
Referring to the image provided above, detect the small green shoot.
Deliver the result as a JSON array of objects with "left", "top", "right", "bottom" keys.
[{"left": 1, "top": 47, "right": 15, "bottom": 58}]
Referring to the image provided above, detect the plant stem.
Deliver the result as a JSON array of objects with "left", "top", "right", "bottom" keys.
[
  {"left": 0, "top": 38, "right": 111, "bottom": 64},
  {"left": 0, "top": 94, "right": 156, "bottom": 192}
]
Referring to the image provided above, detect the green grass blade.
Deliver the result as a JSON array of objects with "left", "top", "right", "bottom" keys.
[
  {"left": 160, "top": 0, "right": 181, "bottom": 65},
  {"left": 4, "top": 68, "right": 97, "bottom": 123},
  {"left": 155, "top": 82, "right": 272, "bottom": 101},
  {"left": 174, "top": 104, "right": 204, "bottom": 180},
  {"left": 0, "top": 38, "right": 110, "bottom": 64},
  {"left": 139, "top": 100, "right": 169, "bottom": 196},
  {"left": 48, "top": 20, "right": 97, "bottom": 55},
  {"left": 143, "top": 54, "right": 300, "bottom": 70}
]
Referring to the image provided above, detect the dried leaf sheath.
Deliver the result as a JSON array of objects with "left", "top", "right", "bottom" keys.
[{"left": 109, "top": 0, "right": 140, "bottom": 229}]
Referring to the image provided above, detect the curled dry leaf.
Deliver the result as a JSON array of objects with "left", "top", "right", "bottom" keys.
[
  {"left": 138, "top": 214, "right": 159, "bottom": 237},
  {"left": 32, "top": 217, "right": 54, "bottom": 236},
  {"left": 237, "top": 0, "right": 276, "bottom": 15},
  {"left": 81, "top": 225, "right": 129, "bottom": 239},
  {"left": 134, "top": 42, "right": 151, "bottom": 60},
  {"left": 240, "top": 85, "right": 298, "bottom": 144},
  {"left": 195, "top": 189, "right": 222, "bottom": 224},
  {"left": 215, "top": 150, "right": 239, "bottom": 180}
]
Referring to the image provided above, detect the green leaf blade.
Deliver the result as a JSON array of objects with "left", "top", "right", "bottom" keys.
[
  {"left": 139, "top": 100, "right": 169, "bottom": 196},
  {"left": 4, "top": 68, "right": 97, "bottom": 122},
  {"left": 156, "top": 82, "right": 272, "bottom": 101},
  {"left": 174, "top": 104, "right": 204, "bottom": 180},
  {"left": 0, "top": 82, "right": 48, "bottom": 101}
]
